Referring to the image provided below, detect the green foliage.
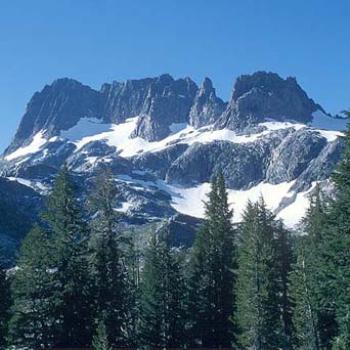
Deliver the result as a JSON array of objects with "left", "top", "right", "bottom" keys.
[
  {"left": 122, "top": 228, "right": 143, "bottom": 347},
  {"left": 236, "top": 199, "right": 283, "bottom": 350},
  {"left": 7, "top": 225, "right": 56, "bottom": 349},
  {"left": 92, "top": 319, "right": 112, "bottom": 350},
  {"left": 275, "top": 223, "right": 294, "bottom": 349},
  {"left": 290, "top": 238, "right": 321, "bottom": 350},
  {"left": 139, "top": 230, "right": 186, "bottom": 349},
  {"left": 42, "top": 165, "right": 93, "bottom": 347},
  {"left": 316, "top": 114, "right": 350, "bottom": 347},
  {"left": 5, "top": 113, "right": 350, "bottom": 349},
  {"left": 187, "top": 171, "right": 237, "bottom": 348},
  {"left": 0, "top": 247, "right": 10, "bottom": 348},
  {"left": 290, "top": 186, "right": 336, "bottom": 349},
  {"left": 88, "top": 167, "right": 128, "bottom": 347}
]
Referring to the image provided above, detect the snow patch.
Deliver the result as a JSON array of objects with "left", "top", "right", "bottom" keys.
[
  {"left": 115, "top": 201, "right": 132, "bottom": 213},
  {"left": 276, "top": 183, "right": 316, "bottom": 226},
  {"left": 7, "top": 177, "right": 48, "bottom": 192},
  {"left": 57, "top": 116, "right": 345, "bottom": 160},
  {"left": 114, "top": 172, "right": 314, "bottom": 227},
  {"left": 5, "top": 131, "right": 47, "bottom": 161},
  {"left": 168, "top": 181, "right": 297, "bottom": 223},
  {"left": 60, "top": 117, "right": 111, "bottom": 140}
]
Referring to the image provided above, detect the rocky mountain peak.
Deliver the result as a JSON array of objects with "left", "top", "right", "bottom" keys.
[
  {"left": 201, "top": 76, "right": 214, "bottom": 90},
  {"left": 5, "top": 78, "right": 101, "bottom": 155},
  {"left": 131, "top": 75, "right": 198, "bottom": 141},
  {"left": 216, "top": 71, "right": 319, "bottom": 131},
  {"left": 189, "top": 77, "right": 226, "bottom": 128},
  {"left": 0, "top": 71, "right": 345, "bottom": 259},
  {"left": 5, "top": 71, "right": 326, "bottom": 157}
]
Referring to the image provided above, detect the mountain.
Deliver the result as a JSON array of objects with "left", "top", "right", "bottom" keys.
[{"left": 0, "top": 71, "right": 347, "bottom": 259}]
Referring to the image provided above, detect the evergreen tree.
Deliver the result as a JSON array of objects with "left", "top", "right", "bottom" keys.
[
  {"left": 139, "top": 230, "right": 186, "bottom": 349},
  {"left": 235, "top": 199, "right": 283, "bottom": 350},
  {"left": 0, "top": 246, "right": 10, "bottom": 348},
  {"left": 92, "top": 318, "right": 112, "bottom": 350},
  {"left": 187, "top": 171, "right": 237, "bottom": 348},
  {"left": 7, "top": 225, "right": 56, "bottom": 349},
  {"left": 290, "top": 238, "right": 321, "bottom": 350},
  {"left": 123, "top": 228, "right": 143, "bottom": 348},
  {"left": 318, "top": 112, "right": 350, "bottom": 349},
  {"left": 88, "top": 166, "right": 128, "bottom": 347},
  {"left": 290, "top": 186, "right": 336, "bottom": 349},
  {"left": 275, "top": 223, "right": 293, "bottom": 349},
  {"left": 43, "top": 165, "right": 93, "bottom": 347}
]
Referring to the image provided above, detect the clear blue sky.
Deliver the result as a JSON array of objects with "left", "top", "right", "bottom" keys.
[{"left": 0, "top": 0, "right": 349, "bottom": 152}]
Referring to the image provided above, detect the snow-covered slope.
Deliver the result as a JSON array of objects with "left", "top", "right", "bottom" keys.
[
  {"left": 2, "top": 113, "right": 345, "bottom": 229},
  {"left": 5, "top": 116, "right": 344, "bottom": 162},
  {"left": 0, "top": 72, "right": 347, "bottom": 257}
]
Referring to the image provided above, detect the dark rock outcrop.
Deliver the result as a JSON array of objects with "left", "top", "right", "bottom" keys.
[
  {"left": 131, "top": 75, "right": 198, "bottom": 141},
  {"left": 189, "top": 77, "right": 226, "bottom": 128},
  {"left": 5, "top": 79, "right": 101, "bottom": 154},
  {"left": 166, "top": 141, "right": 270, "bottom": 189},
  {"left": 216, "top": 71, "right": 319, "bottom": 131},
  {"left": 266, "top": 129, "right": 328, "bottom": 183}
]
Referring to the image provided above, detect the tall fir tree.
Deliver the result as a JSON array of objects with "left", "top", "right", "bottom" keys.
[
  {"left": 290, "top": 186, "right": 335, "bottom": 350},
  {"left": 275, "top": 223, "right": 294, "bottom": 350},
  {"left": 187, "top": 171, "right": 237, "bottom": 348},
  {"left": 92, "top": 318, "right": 112, "bottom": 350},
  {"left": 42, "top": 165, "right": 93, "bottom": 347},
  {"left": 290, "top": 238, "right": 322, "bottom": 350},
  {"left": 7, "top": 225, "right": 56, "bottom": 349},
  {"left": 123, "top": 228, "right": 143, "bottom": 348},
  {"left": 318, "top": 111, "right": 350, "bottom": 349},
  {"left": 0, "top": 246, "right": 10, "bottom": 348},
  {"left": 235, "top": 199, "right": 283, "bottom": 350},
  {"left": 139, "top": 230, "right": 186, "bottom": 349},
  {"left": 88, "top": 166, "right": 128, "bottom": 347}
]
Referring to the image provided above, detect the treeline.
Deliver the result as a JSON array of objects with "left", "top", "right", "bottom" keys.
[{"left": 0, "top": 120, "right": 350, "bottom": 349}]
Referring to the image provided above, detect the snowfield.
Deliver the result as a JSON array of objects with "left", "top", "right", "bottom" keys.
[
  {"left": 5, "top": 112, "right": 346, "bottom": 161},
  {"left": 5, "top": 131, "right": 47, "bottom": 161},
  {"left": 168, "top": 180, "right": 315, "bottom": 226},
  {"left": 114, "top": 174, "right": 316, "bottom": 227},
  {"left": 3, "top": 112, "right": 346, "bottom": 228}
]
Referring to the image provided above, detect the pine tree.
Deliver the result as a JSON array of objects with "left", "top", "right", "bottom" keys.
[
  {"left": 0, "top": 246, "right": 10, "bottom": 348},
  {"left": 291, "top": 186, "right": 336, "bottom": 349},
  {"left": 123, "top": 228, "right": 143, "bottom": 348},
  {"left": 290, "top": 238, "right": 321, "bottom": 350},
  {"left": 139, "top": 230, "right": 186, "bottom": 349},
  {"left": 275, "top": 223, "right": 293, "bottom": 349},
  {"left": 43, "top": 165, "right": 93, "bottom": 347},
  {"left": 88, "top": 166, "right": 128, "bottom": 347},
  {"left": 318, "top": 112, "right": 350, "bottom": 349},
  {"left": 7, "top": 225, "right": 56, "bottom": 349},
  {"left": 187, "top": 171, "right": 237, "bottom": 348},
  {"left": 235, "top": 199, "right": 283, "bottom": 350},
  {"left": 92, "top": 318, "right": 112, "bottom": 350}
]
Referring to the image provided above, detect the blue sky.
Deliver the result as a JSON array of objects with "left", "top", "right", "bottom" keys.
[{"left": 0, "top": 0, "right": 349, "bottom": 152}]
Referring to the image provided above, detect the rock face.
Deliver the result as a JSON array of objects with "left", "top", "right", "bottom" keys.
[
  {"left": 216, "top": 71, "right": 320, "bottom": 130},
  {"left": 0, "top": 71, "right": 347, "bottom": 261},
  {"left": 131, "top": 74, "right": 198, "bottom": 141},
  {"left": 5, "top": 75, "right": 199, "bottom": 155},
  {"left": 189, "top": 78, "right": 226, "bottom": 128},
  {"left": 6, "top": 79, "right": 101, "bottom": 154}
]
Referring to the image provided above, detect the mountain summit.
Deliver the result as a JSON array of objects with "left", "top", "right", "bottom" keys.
[
  {"left": 5, "top": 71, "right": 322, "bottom": 155},
  {"left": 0, "top": 71, "right": 347, "bottom": 257}
]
